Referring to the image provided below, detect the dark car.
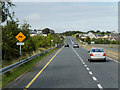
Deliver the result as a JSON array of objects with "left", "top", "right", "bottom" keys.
[
  {"left": 73, "top": 44, "right": 79, "bottom": 48},
  {"left": 65, "top": 44, "right": 69, "bottom": 47}
]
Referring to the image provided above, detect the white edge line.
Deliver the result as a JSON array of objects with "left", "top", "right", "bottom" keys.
[{"left": 106, "top": 56, "right": 119, "bottom": 63}]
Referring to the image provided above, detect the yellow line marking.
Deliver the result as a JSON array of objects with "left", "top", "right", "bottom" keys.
[{"left": 25, "top": 46, "right": 64, "bottom": 88}]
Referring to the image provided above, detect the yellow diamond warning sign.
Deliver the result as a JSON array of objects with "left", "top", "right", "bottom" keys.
[{"left": 16, "top": 32, "right": 26, "bottom": 42}]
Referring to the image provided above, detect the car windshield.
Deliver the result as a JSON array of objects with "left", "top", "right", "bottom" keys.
[{"left": 91, "top": 49, "right": 104, "bottom": 52}]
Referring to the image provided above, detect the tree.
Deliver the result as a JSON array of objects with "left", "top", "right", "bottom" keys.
[
  {"left": 85, "top": 36, "right": 91, "bottom": 44},
  {"left": 2, "top": 20, "right": 34, "bottom": 60},
  {"left": 76, "top": 34, "right": 79, "bottom": 39},
  {"left": 106, "top": 31, "right": 111, "bottom": 34},
  {"left": 101, "top": 31, "right": 105, "bottom": 35},
  {"left": 96, "top": 30, "right": 100, "bottom": 33},
  {"left": 95, "top": 38, "right": 103, "bottom": 44},
  {"left": 87, "top": 30, "right": 95, "bottom": 33},
  {"left": 62, "top": 31, "right": 82, "bottom": 36},
  {"left": 1, "top": 1, "right": 15, "bottom": 22},
  {"left": 42, "top": 28, "right": 51, "bottom": 34},
  {"left": 50, "top": 29, "right": 55, "bottom": 34}
]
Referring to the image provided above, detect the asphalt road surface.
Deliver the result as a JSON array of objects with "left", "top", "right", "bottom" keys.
[{"left": 4, "top": 37, "right": 118, "bottom": 89}]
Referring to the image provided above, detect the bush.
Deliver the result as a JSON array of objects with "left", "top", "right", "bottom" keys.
[{"left": 2, "top": 20, "right": 64, "bottom": 61}]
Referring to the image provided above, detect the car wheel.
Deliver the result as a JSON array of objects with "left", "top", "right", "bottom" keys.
[
  {"left": 104, "top": 58, "right": 106, "bottom": 62},
  {"left": 89, "top": 59, "right": 92, "bottom": 62}
]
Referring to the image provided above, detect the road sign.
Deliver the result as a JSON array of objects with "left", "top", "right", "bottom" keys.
[
  {"left": 16, "top": 32, "right": 26, "bottom": 42},
  {"left": 16, "top": 42, "right": 24, "bottom": 45}
]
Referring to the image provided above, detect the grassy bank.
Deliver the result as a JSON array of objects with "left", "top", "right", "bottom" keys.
[{"left": 2, "top": 48, "right": 58, "bottom": 87}]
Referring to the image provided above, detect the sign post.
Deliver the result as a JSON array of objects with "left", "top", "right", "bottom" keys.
[
  {"left": 20, "top": 45, "right": 21, "bottom": 56},
  {"left": 16, "top": 32, "right": 26, "bottom": 56}
]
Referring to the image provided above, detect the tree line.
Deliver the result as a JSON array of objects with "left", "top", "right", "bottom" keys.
[
  {"left": 1, "top": 1, "right": 64, "bottom": 61},
  {"left": 62, "top": 30, "right": 113, "bottom": 36}
]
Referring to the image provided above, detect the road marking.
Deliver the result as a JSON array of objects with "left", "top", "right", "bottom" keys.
[
  {"left": 70, "top": 37, "right": 104, "bottom": 89},
  {"left": 83, "top": 62, "right": 85, "bottom": 64},
  {"left": 97, "top": 84, "right": 103, "bottom": 89},
  {"left": 86, "top": 67, "right": 90, "bottom": 70},
  {"left": 71, "top": 46, "right": 83, "bottom": 61},
  {"left": 107, "top": 56, "right": 119, "bottom": 63},
  {"left": 25, "top": 46, "right": 64, "bottom": 88},
  {"left": 89, "top": 71, "right": 93, "bottom": 75},
  {"left": 81, "top": 60, "right": 83, "bottom": 62},
  {"left": 84, "top": 65, "right": 87, "bottom": 67},
  {"left": 81, "top": 60, "right": 84, "bottom": 62},
  {"left": 92, "top": 77, "right": 97, "bottom": 81}
]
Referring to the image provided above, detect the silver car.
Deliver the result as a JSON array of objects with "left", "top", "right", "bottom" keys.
[
  {"left": 88, "top": 48, "right": 106, "bottom": 61},
  {"left": 73, "top": 43, "right": 79, "bottom": 48}
]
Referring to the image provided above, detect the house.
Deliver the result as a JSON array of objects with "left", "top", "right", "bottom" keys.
[
  {"left": 36, "top": 30, "right": 42, "bottom": 35},
  {"left": 80, "top": 34, "right": 88, "bottom": 39},
  {"left": 95, "top": 34, "right": 109, "bottom": 39},
  {"left": 97, "top": 35, "right": 105, "bottom": 39},
  {"left": 29, "top": 30, "right": 37, "bottom": 37},
  {"left": 41, "top": 34, "right": 47, "bottom": 37},
  {"left": 108, "top": 31, "right": 119, "bottom": 41},
  {"left": 80, "top": 32, "right": 96, "bottom": 40},
  {"left": 108, "top": 35, "right": 119, "bottom": 41},
  {"left": 103, "top": 35, "right": 109, "bottom": 39},
  {"left": 87, "top": 32, "right": 97, "bottom": 39}
]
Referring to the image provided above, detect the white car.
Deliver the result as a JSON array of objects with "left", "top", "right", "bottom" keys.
[
  {"left": 88, "top": 48, "right": 106, "bottom": 62},
  {"left": 73, "top": 44, "right": 79, "bottom": 48}
]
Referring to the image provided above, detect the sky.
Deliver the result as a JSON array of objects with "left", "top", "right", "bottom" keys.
[{"left": 10, "top": 1, "right": 118, "bottom": 33}]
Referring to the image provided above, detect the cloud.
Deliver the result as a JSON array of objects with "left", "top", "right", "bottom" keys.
[
  {"left": 24, "top": 13, "right": 40, "bottom": 22},
  {"left": 12, "top": 2, "right": 118, "bottom": 33}
]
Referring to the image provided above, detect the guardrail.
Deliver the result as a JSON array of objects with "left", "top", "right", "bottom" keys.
[{"left": 0, "top": 47, "right": 57, "bottom": 75}]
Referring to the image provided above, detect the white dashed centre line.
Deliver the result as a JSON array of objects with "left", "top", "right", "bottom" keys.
[
  {"left": 70, "top": 40, "right": 103, "bottom": 89},
  {"left": 86, "top": 68, "right": 90, "bottom": 70},
  {"left": 92, "top": 77, "right": 97, "bottom": 81},
  {"left": 83, "top": 62, "right": 85, "bottom": 64},
  {"left": 84, "top": 65, "right": 87, "bottom": 67},
  {"left": 89, "top": 71, "right": 93, "bottom": 75},
  {"left": 97, "top": 84, "right": 103, "bottom": 89}
]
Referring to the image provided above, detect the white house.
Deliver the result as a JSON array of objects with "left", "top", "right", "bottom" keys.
[
  {"left": 87, "top": 32, "right": 97, "bottom": 39},
  {"left": 42, "top": 34, "right": 47, "bottom": 37},
  {"left": 36, "top": 30, "right": 42, "bottom": 35},
  {"left": 29, "top": 30, "right": 37, "bottom": 37},
  {"left": 80, "top": 34, "right": 88, "bottom": 39}
]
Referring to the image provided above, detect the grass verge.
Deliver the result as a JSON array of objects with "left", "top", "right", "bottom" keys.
[
  {"left": 2, "top": 48, "right": 47, "bottom": 68},
  {"left": 2, "top": 48, "right": 58, "bottom": 88}
]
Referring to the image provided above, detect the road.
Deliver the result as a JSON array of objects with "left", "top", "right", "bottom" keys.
[{"left": 4, "top": 37, "right": 118, "bottom": 89}]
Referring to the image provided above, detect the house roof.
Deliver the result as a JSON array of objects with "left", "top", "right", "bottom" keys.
[
  {"left": 29, "top": 31, "right": 36, "bottom": 34},
  {"left": 37, "top": 30, "right": 42, "bottom": 31},
  {"left": 97, "top": 35, "right": 105, "bottom": 37}
]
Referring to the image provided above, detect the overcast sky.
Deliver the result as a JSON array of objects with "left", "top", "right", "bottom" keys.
[{"left": 11, "top": 2, "right": 118, "bottom": 33}]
